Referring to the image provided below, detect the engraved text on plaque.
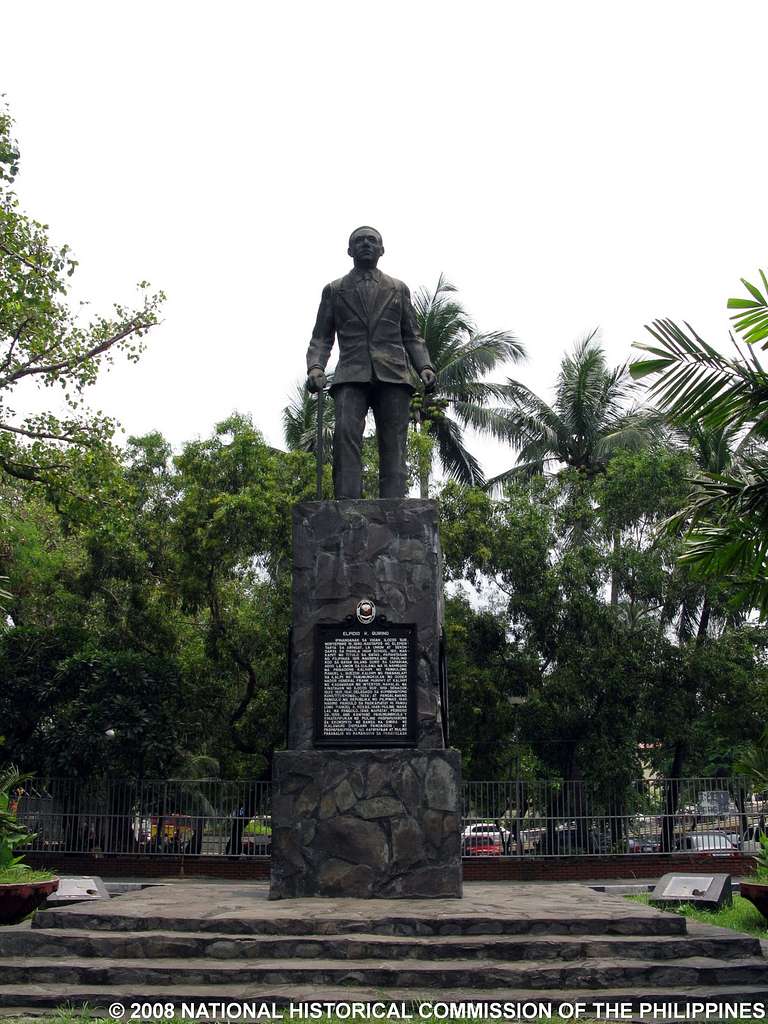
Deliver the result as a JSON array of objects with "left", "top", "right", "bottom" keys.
[{"left": 314, "top": 623, "right": 417, "bottom": 746}]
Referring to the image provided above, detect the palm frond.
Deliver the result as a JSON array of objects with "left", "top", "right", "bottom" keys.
[
  {"left": 410, "top": 276, "right": 517, "bottom": 486},
  {"left": 593, "top": 409, "right": 664, "bottom": 458},
  {"left": 446, "top": 401, "right": 519, "bottom": 440},
  {"left": 439, "top": 380, "right": 525, "bottom": 405},
  {"left": 282, "top": 379, "right": 334, "bottom": 460},
  {"left": 558, "top": 333, "right": 637, "bottom": 444},
  {"left": 438, "top": 331, "right": 524, "bottom": 389},
  {"left": 485, "top": 458, "right": 556, "bottom": 494},
  {"left": 431, "top": 415, "right": 485, "bottom": 487},
  {"left": 728, "top": 270, "right": 768, "bottom": 350},
  {"left": 631, "top": 320, "right": 768, "bottom": 434}
]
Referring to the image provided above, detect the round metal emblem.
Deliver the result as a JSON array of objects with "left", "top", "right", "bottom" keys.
[{"left": 356, "top": 599, "right": 376, "bottom": 625}]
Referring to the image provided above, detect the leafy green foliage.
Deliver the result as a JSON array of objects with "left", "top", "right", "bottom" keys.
[
  {"left": 631, "top": 319, "right": 768, "bottom": 435},
  {"left": 282, "top": 379, "right": 334, "bottom": 470},
  {"left": 489, "top": 334, "right": 658, "bottom": 490},
  {"left": 728, "top": 271, "right": 768, "bottom": 349},
  {"left": 734, "top": 727, "right": 768, "bottom": 793},
  {"left": 0, "top": 101, "right": 164, "bottom": 484},
  {"left": 631, "top": 271, "right": 768, "bottom": 616},
  {"left": 0, "top": 764, "right": 35, "bottom": 870},
  {"left": 0, "top": 865, "right": 56, "bottom": 883},
  {"left": 412, "top": 275, "right": 523, "bottom": 492},
  {"left": 440, "top": 447, "right": 768, "bottom": 784},
  {"left": 0, "top": 418, "right": 316, "bottom": 780}
]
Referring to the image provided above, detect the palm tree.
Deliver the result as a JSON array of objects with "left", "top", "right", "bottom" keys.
[
  {"left": 488, "top": 333, "right": 657, "bottom": 489},
  {"left": 282, "top": 379, "right": 334, "bottom": 462},
  {"left": 631, "top": 272, "right": 768, "bottom": 616},
  {"left": 411, "top": 275, "right": 524, "bottom": 496},
  {"left": 661, "top": 420, "right": 759, "bottom": 638},
  {"left": 487, "top": 334, "right": 659, "bottom": 608}
]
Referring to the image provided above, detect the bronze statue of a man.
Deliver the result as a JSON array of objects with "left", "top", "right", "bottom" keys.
[{"left": 306, "top": 227, "right": 436, "bottom": 499}]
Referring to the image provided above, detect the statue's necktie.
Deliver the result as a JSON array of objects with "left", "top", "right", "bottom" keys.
[{"left": 359, "top": 273, "right": 375, "bottom": 312}]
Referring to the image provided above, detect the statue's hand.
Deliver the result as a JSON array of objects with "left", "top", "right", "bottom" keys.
[
  {"left": 420, "top": 367, "right": 437, "bottom": 392},
  {"left": 307, "top": 367, "right": 327, "bottom": 393}
]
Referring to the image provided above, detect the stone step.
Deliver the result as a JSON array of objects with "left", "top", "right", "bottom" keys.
[
  {"left": 0, "top": 927, "right": 760, "bottom": 963},
  {"left": 33, "top": 908, "right": 686, "bottom": 937},
  {"left": 2, "top": 982, "right": 768, "bottom": 1011},
  {"left": 1, "top": 955, "right": 766, "bottom": 989}
]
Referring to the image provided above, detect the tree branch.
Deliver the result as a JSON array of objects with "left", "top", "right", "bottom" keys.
[
  {"left": 0, "top": 454, "right": 65, "bottom": 482},
  {"left": 0, "top": 318, "right": 152, "bottom": 388},
  {"left": 0, "top": 241, "right": 58, "bottom": 276},
  {"left": 0, "top": 421, "right": 82, "bottom": 443},
  {"left": 0, "top": 318, "right": 33, "bottom": 374}
]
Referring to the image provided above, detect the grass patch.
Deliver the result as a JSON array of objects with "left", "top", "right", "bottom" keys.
[
  {"left": 0, "top": 864, "right": 57, "bottom": 884},
  {"left": 626, "top": 891, "right": 768, "bottom": 937}
]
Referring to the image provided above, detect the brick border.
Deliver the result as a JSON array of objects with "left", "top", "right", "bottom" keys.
[
  {"left": 24, "top": 851, "right": 757, "bottom": 882},
  {"left": 461, "top": 852, "right": 758, "bottom": 881}
]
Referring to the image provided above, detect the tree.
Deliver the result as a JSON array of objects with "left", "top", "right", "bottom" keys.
[
  {"left": 735, "top": 727, "right": 768, "bottom": 794},
  {"left": 0, "top": 417, "right": 317, "bottom": 781},
  {"left": 443, "top": 593, "right": 535, "bottom": 779},
  {"left": 440, "top": 476, "right": 652, "bottom": 790},
  {"left": 486, "top": 334, "right": 659, "bottom": 607},
  {"left": 489, "top": 333, "right": 656, "bottom": 489},
  {"left": 169, "top": 415, "right": 318, "bottom": 773},
  {"left": 411, "top": 275, "right": 523, "bottom": 495},
  {"left": 440, "top": 450, "right": 767, "bottom": 807},
  {"left": 631, "top": 272, "right": 768, "bottom": 615},
  {"left": 0, "top": 102, "right": 163, "bottom": 484},
  {"left": 282, "top": 379, "right": 334, "bottom": 464}
]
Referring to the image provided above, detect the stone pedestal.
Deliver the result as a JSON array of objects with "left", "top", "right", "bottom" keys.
[
  {"left": 270, "top": 499, "right": 462, "bottom": 900},
  {"left": 289, "top": 500, "right": 446, "bottom": 749},
  {"left": 270, "top": 748, "right": 462, "bottom": 899}
]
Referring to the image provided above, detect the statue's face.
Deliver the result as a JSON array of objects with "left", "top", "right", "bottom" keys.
[{"left": 348, "top": 229, "right": 384, "bottom": 266}]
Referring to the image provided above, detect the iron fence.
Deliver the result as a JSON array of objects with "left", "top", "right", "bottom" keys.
[
  {"left": 461, "top": 777, "right": 767, "bottom": 857},
  {"left": 11, "top": 775, "right": 766, "bottom": 859},
  {"left": 13, "top": 778, "right": 272, "bottom": 858}
]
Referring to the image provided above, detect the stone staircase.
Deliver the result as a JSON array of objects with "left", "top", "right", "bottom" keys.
[{"left": 0, "top": 883, "right": 765, "bottom": 1011}]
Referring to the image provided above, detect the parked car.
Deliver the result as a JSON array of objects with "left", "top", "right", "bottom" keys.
[
  {"left": 462, "top": 834, "right": 503, "bottom": 856},
  {"left": 533, "top": 828, "right": 610, "bottom": 856},
  {"left": 674, "top": 832, "right": 739, "bottom": 856},
  {"left": 461, "top": 821, "right": 510, "bottom": 841},
  {"left": 627, "top": 834, "right": 661, "bottom": 853},
  {"left": 740, "top": 825, "right": 766, "bottom": 854}
]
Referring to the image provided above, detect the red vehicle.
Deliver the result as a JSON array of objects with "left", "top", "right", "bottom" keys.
[{"left": 462, "top": 834, "right": 503, "bottom": 857}]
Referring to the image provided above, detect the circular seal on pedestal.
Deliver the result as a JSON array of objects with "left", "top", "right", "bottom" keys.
[{"left": 356, "top": 599, "right": 376, "bottom": 624}]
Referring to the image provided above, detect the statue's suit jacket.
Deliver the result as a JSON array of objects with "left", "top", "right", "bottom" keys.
[{"left": 306, "top": 269, "right": 434, "bottom": 389}]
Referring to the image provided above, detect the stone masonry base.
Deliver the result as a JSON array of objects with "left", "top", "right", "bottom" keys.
[{"left": 269, "top": 748, "right": 463, "bottom": 899}]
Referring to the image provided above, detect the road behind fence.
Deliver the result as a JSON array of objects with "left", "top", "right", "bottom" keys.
[{"left": 12, "top": 775, "right": 766, "bottom": 859}]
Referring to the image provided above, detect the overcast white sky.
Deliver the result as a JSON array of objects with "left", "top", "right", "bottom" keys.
[{"left": 4, "top": 1, "right": 767, "bottom": 480}]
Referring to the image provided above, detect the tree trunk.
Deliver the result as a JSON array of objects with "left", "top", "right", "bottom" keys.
[
  {"left": 661, "top": 740, "right": 687, "bottom": 853},
  {"left": 419, "top": 463, "right": 429, "bottom": 499},
  {"left": 696, "top": 596, "right": 711, "bottom": 646},
  {"left": 610, "top": 529, "right": 620, "bottom": 607}
]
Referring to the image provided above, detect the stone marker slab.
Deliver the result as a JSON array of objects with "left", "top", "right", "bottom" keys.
[
  {"left": 270, "top": 748, "right": 462, "bottom": 900},
  {"left": 45, "top": 875, "right": 109, "bottom": 906},
  {"left": 650, "top": 872, "right": 732, "bottom": 911}
]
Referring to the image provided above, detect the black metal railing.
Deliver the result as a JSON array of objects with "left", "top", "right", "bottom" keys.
[{"left": 11, "top": 775, "right": 766, "bottom": 858}]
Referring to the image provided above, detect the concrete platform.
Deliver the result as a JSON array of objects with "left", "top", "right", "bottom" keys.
[
  {"left": 0, "top": 882, "right": 764, "bottom": 1012},
  {"left": 32, "top": 880, "right": 686, "bottom": 934}
]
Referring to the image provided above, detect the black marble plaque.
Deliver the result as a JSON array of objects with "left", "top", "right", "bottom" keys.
[{"left": 314, "top": 623, "right": 417, "bottom": 747}]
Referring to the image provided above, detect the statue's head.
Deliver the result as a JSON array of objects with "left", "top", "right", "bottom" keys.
[{"left": 348, "top": 226, "right": 384, "bottom": 267}]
